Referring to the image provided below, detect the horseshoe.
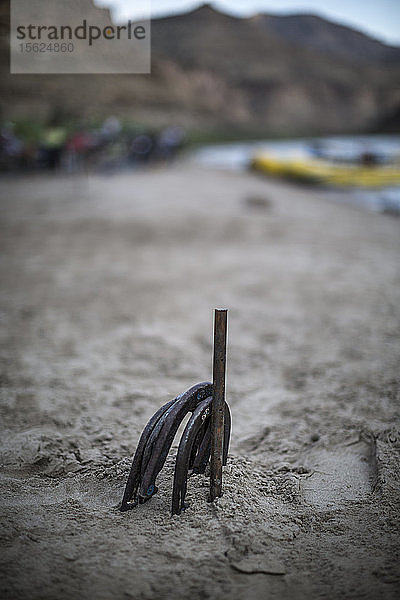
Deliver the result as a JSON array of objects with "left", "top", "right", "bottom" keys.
[{"left": 138, "top": 382, "right": 212, "bottom": 501}]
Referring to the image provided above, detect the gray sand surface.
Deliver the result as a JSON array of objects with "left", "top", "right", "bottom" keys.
[{"left": 0, "top": 165, "right": 399, "bottom": 599}]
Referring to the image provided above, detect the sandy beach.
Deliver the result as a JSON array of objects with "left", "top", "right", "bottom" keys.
[{"left": 0, "top": 164, "right": 399, "bottom": 600}]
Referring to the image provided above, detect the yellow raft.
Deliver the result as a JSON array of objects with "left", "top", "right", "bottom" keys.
[{"left": 252, "top": 153, "right": 400, "bottom": 187}]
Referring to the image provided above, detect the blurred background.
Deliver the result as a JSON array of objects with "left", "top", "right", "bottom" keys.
[{"left": 0, "top": 0, "right": 399, "bottom": 193}]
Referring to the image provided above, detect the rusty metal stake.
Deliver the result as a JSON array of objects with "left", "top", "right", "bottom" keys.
[
  {"left": 120, "top": 311, "right": 231, "bottom": 515},
  {"left": 209, "top": 308, "right": 228, "bottom": 502}
]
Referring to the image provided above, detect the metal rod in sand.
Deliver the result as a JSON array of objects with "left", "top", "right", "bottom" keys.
[{"left": 209, "top": 308, "right": 228, "bottom": 502}]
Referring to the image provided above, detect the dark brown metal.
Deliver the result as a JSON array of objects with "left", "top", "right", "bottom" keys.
[
  {"left": 191, "top": 422, "right": 211, "bottom": 474},
  {"left": 138, "top": 382, "right": 212, "bottom": 501},
  {"left": 189, "top": 418, "right": 209, "bottom": 470},
  {"left": 120, "top": 310, "right": 231, "bottom": 516},
  {"left": 222, "top": 401, "right": 231, "bottom": 467},
  {"left": 192, "top": 402, "right": 231, "bottom": 474},
  {"left": 172, "top": 396, "right": 212, "bottom": 515},
  {"left": 120, "top": 382, "right": 212, "bottom": 510},
  {"left": 120, "top": 398, "right": 176, "bottom": 511},
  {"left": 209, "top": 309, "right": 228, "bottom": 502}
]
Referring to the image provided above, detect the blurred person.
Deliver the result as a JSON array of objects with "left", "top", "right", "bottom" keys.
[
  {"left": 156, "top": 125, "right": 185, "bottom": 162},
  {"left": 0, "top": 122, "right": 23, "bottom": 171},
  {"left": 100, "top": 116, "right": 122, "bottom": 143},
  {"left": 360, "top": 149, "right": 379, "bottom": 167},
  {"left": 129, "top": 132, "right": 155, "bottom": 166},
  {"left": 65, "top": 128, "right": 93, "bottom": 173},
  {"left": 18, "top": 140, "right": 37, "bottom": 171},
  {"left": 39, "top": 123, "right": 67, "bottom": 171}
]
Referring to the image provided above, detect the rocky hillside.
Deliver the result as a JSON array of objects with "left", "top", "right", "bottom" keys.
[
  {"left": 250, "top": 12, "right": 400, "bottom": 65},
  {"left": 1, "top": 1, "right": 399, "bottom": 134}
]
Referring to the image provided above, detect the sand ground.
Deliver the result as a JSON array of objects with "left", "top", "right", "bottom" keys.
[{"left": 0, "top": 164, "right": 399, "bottom": 600}]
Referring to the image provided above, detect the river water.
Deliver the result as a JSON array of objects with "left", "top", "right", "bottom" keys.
[{"left": 190, "top": 135, "right": 400, "bottom": 214}]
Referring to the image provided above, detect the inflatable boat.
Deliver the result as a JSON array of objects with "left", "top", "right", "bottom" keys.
[{"left": 251, "top": 153, "right": 400, "bottom": 187}]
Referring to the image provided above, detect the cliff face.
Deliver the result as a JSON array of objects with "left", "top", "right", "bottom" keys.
[
  {"left": 1, "top": 1, "right": 399, "bottom": 134},
  {"left": 149, "top": 5, "right": 400, "bottom": 133},
  {"left": 250, "top": 13, "right": 400, "bottom": 64}
]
